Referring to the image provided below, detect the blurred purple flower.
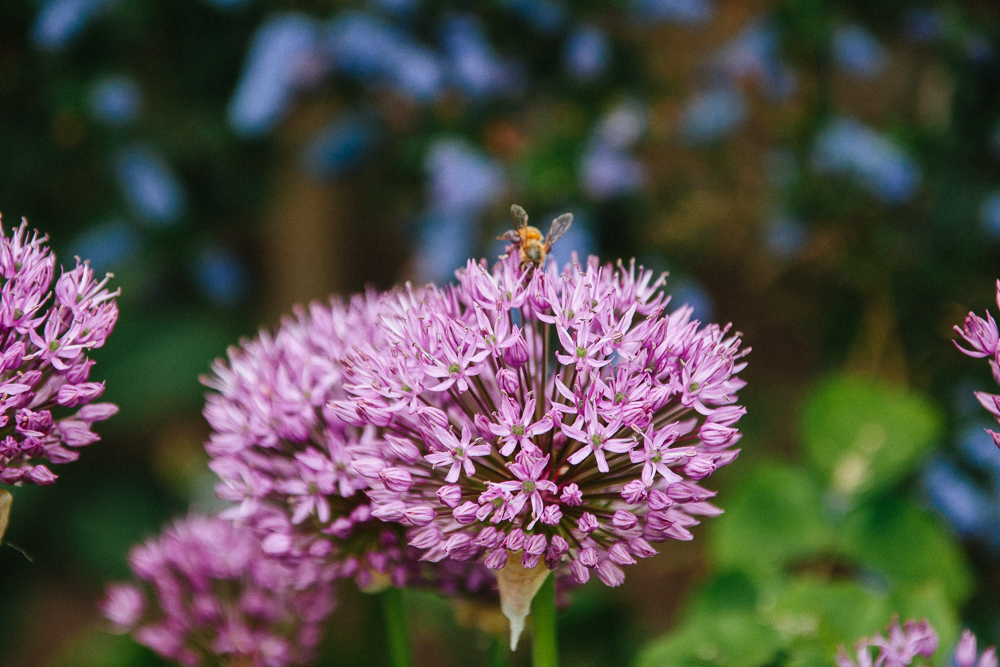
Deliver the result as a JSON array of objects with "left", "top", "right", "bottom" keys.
[
  {"left": 597, "top": 101, "right": 648, "bottom": 150},
  {"left": 922, "top": 456, "right": 993, "bottom": 536},
  {"left": 89, "top": 75, "right": 142, "bottom": 126},
  {"left": 70, "top": 219, "right": 140, "bottom": 273},
  {"left": 416, "top": 138, "right": 505, "bottom": 282},
  {"left": 811, "top": 117, "right": 921, "bottom": 203},
  {"left": 0, "top": 220, "right": 119, "bottom": 487},
  {"left": 565, "top": 24, "right": 610, "bottom": 81},
  {"left": 32, "top": 0, "right": 114, "bottom": 51},
  {"left": 299, "top": 114, "right": 377, "bottom": 180},
  {"left": 581, "top": 102, "right": 649, "bottom": 199},
  {"left": 902, "top": 8, "right": 945, "bottom": 44},
  {"left": 964, "top": 33, "right": 993, "bottom": 64},
  {"left": 503, "top": 0, "right": 565, "bottom": 33},
  {"left": 632, "top": 0, "right": 713, "bottom": 25},
  {"left": 714, "top": 20, "right": 797, "bottom": 101},
  {"left": 202, "top": 0, "right": 250, "bottom": 9},
  {"left": 581, "top": 143, "right": 647, "bottom": 200},
  {"left": 980, "top": 191, "right": 1000, "bottom": 239},
  {"left": 837, "top": 617, "right": 938, "bottom": 667},
  {"left": 115, "top": 145, "right": 186, "bottom": 225},
  {"left": 670, "top": 278, "right": 715, "bottom": 322},
  {"left": 325, "top": 12, "right": 444, "bottom": 102},
  {"left": 682, "top": 86, "right": 748, "bottom": 144},
  {"left": 103, "top": 515, "right": 336, "bottom": 667},
  {"left": 442, "top": 15, "right": 523, "bottom": 99},
  {"left": 832, "top": 24, "right": 887, "bottom": 79},
  {"left": 839, "top": 618, "right": 997, "bottom": 667},
  {"left": 228, "top": 14, "right": 320, "bottom": 137},
  {"left": 764, "top": 214, "right": 807, "bottom": 261},
  {"left": 196, "top": 247, "right": 249, "bottom": 308},
  {"left": 960, "top": 424, "right": 1000, "bottom": 480}
]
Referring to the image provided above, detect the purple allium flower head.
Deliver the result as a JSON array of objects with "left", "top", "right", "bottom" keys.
[
  {"left": 0, "top": 218, "right": 119, "bottom": 487},
  {"left": 335, "top": 234, "right": 749, "bottom": 645},
  {"left": 103, "top": 515, "right": 336, "bottom": 667},
  {"left": 203, "top": 292, "right": 494, "bottom": 596},
  {"left": 837, "top": 618, "right": 995, "bottom": 667},
  {"left": 954, "top": 280, "right": 1000, "bottom": 450},
  {"left": 203, "top": 292, "right": 410, "bottom": 589}
]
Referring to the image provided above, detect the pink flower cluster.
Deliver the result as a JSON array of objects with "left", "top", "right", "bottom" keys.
[
  {"left": 202, "top": 293, "right": 492, "bottom": 595},
  {"left": 103, "top": 515, "right": 336, "bottom": 667},
  {"left": 0, "top": 219, "right": 119, "bottom": 486},
  {"left": 837, "top": 617, "right": 995, "bottom": 667},
  {"left": 954, "top": 280, "right": 1000, "bottom": 447},
  {"left": 335, "top": 253, "right": 748, "bottom": 587},
  {"left": 203, "top": 293, "right": 406, "bottom": 587}
]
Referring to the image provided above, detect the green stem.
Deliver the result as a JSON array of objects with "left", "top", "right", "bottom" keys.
[
  {"left": 489, "top": 635, "right": 511, "bottom": 667},
  {"left": 531, "top": 574, "right": 558, "bottom": 667},
  {"left": 381, "top": 587, "right": 412, "bottom": 667}
]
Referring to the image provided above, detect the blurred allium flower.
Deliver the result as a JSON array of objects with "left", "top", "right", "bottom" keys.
[
  {"left": 954, "top": 280, "right": 1000, "bottom": 448},
  {"left": 103, "top": 515, "right": 336, "bottom": 667},
  {"left": 203, "top": 293, "right": 494, "bottom": 596},
  {"left": 335, "top": 248, "right": 748, "bottom": 644},
  {"left": 836, "top": 616, "right": 938, "bottom": 667},
  {"left": 837, "top": 618, "right": 996, "bottom": 667},
  {"left": 0, "top": 219, "right": 119, "bottom": 487}
]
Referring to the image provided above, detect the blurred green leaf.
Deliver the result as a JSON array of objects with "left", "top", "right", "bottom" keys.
[
  {"left": 842, "top": 498, "right": 971, "bottom": 605},
  {"left": 712, "top": 463, "right": 834, "bottom": 576},
  {"left": 769, "top": 578, "right": 892, "bottom": 651},
  {"left": 888, "top": 586, "right": 961, "bottom": 667},
  {"left": 801, "top": 377, "right": 942, "bottom": 498},
  {"left": 64, "top": 480, "right": 163, "bottom": 579},
  {"left": 51, "top": 628, "right": 160, "bottom": 667},
  {"left": 635, "top": 611, "right": 783, "bottom": 667},
  {"left": 93, "top": 310, "right": 243, "bottom": 425}
]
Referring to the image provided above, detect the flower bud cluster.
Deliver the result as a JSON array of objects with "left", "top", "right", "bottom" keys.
[
  {"left": 837, "top": 617, "right": 996, "bottom": 667},
  {"left": 0, "top": 219, "right": 119, "bottom": 486},
  {"left": 336, "top": 253, "right": 748, "bottom": 587},
  {"left": 102, "top": 515, "right": 336, "bottom": 667}
]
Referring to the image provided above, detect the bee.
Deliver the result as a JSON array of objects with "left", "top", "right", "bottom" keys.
[{"left": 498, "top": 204, "right": 573, "bottom": 268}]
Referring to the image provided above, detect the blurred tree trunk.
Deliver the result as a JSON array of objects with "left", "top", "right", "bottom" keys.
[{"left": 264, "top": 99, "right": 350, "bottom": 319}]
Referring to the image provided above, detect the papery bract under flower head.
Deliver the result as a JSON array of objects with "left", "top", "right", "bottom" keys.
[{"left": 0, "top": 218, "right": 119, "bottom": 487}]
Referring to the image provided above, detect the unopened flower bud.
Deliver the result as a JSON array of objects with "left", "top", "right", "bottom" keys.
[
  {"left": 505, "top": 528, "right": 525, "bottom": 551},
  {"left": 403, "top": 505, "right": 435, "bottom": 526},
  {"left": 497, "top": 368, "right": 519, "bottom": 395},
  {"left": 453, "top": 501, "right": 478, "bottom": 524},
  {"left": 437, "top": 485, "right": 462, "bottom": 508},
  {"left": 577, "top": 512, "right": 599, "bottom": 534},
  {"left": 596, "top": 560, "right": 625, "bottom": 587},
  {"left": 379, "top": 467, "right": 413, "bottom": 492},
  {"left": 612, "top": 509, "right": 638, "bottom": 531},
  {"left": 608, "top": 542, "right": 636, "bottom": 565},
  {"left": 485, "top": 548, "right": 509, "bottom": 570}
]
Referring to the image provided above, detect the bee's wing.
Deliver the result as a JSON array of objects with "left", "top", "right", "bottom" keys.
[
  {"left": 510, "top": 204, "right": 529, "bottom": 231},
  {"left": 544, "top": 213, "right": 573, "bottom": 248}
]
